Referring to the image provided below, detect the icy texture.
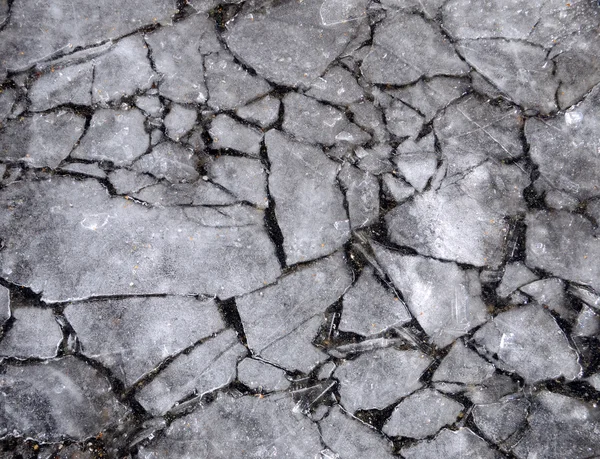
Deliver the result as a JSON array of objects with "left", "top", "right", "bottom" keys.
[
  {"left": 65, "top": 297, "right": 224, "bottom": 385},
  {"left": 71, "top": 109, "right": 149, "bottom": 166},
  {"left": 338, "top": 164, "right": 379, "bottom": 229},
  {"left": 59, "top": 162, "right": 106, "bottom": 179},
  {"left": 136, "top": 329, "right": 246, "bottom": 415},
  {"left": 473, "top": 304, "right": 581, "bottom": 383},
  {"left": 207, "top": 156, "right": 268, "bottom": 208},
  {"left": 472, "top": 397, "right": 529, "bottom": 446},
  {"left": 0, "top": 111, "right": 85, "bottom": 168},
  {"left": 526, "top": 86, "right": 600, "bottom": 199},
  {"left": 339, "top": 266, "right": 411, "bottom": 336},
  {"left": 0, "top": 178, "right": 281, "bottom": 301},
  {"left": 511, "top": 391, "right": 600, "bottom": 459},
  {"left": 526, "top": 211, "right": 600, "bottom": 292},
  {"left": 0, "top": 307, "right": 62, "bottom": 359},
  {"left": 496, "top": 262, "right": 539, "bottom": 298},
  {"left": 237, "top": 358, "right": 290, "bottom": 392},
  {"left": 2, "top": 0, "right": 600, "bottom": 453},
  {"left": 205, "top": 52, "right": 271, "bottom": 111},
  {"left": 388, "top": 77, "right": 470, "bottom": 123},
  {"left": 0, "top": 285, "right": 9, "bottom": 327},
  {"left": 139, "top": 394, "right": 322, "bottom": 458},
  {"left": 306, "top": 66, "right": 363, "bottom": 105},
  {"left": 283, "top": 92, "right": 367, "bottom": 146},
  {"left": 266, "top": 130, "right": 350, "bottom": 264},
  {"left": 224, "top": 0, "right": 367, "bottom": 88},
  {"left": 164, "top": 105, "right": 196, "bottom": 141},
  {"left": 209, "top": 114, "right": 263, "bottom": 157},
  {"left": 92, "top": 36, "right": 156, "bottom": 103},
  {"left": 374, "top": 245, "right": 489, "bottom": 347},
  {"left": 334, "top": 348, "right": 432, "bottom": 412},
  {"left": 236, "top": 253, "right": 351, "bottom": 372},
  {"left": 133, "top": 142, "right": 199, "bottom": 183},
  {"left": 384, "top": 100, "right": 424, "bottom": 139},
  {"left": 435, "top": 95, "right": 523, "bottom": 176},
  {"left": 457, "top": 39, "right": 558, "bottom": 114},
  {"left": 236, "top": 95, "right": 280, "bottom": 128},
  {"left": 383, "top": 389, "right": 464, "bottom": 439},
  {"left": 0, "top": 357, "right": 128, "bottom": 441},
  {"left": 29, "top": 62, "right": 93, "bottom": 111},
  {"left": 385, "top": 161, "right": 527, "bottom": 267},
  {"left": 320, "top": 406, "right": 396, "bottom": 459},
  {"left": 0, "top": 0, "right": 174, "bottom": 74},
  {"left": 401, "top": 428, "right": 500, "bottom": 459},
  {"left": 145, "top": 14, "right": 219, "bottom": 103},
  {"left": 362, "top": 12, "right": 468, "bottom": 85},
  {"left": 432, "top": 340, "right": 495, "bottom": 384},
  {"left": 394, "top": 134, "right": 437, "bottom": 191}
]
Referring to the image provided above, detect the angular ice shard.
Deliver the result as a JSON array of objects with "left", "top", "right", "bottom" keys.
[
  {"left": 0, "top": 357, "right": 128, "bottom": 442},
  {"left": 0, "top": 177, "right": 281, "bottom": 301}
]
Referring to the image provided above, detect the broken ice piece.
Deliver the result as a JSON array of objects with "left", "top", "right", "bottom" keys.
[
  {"left": 306, "top": 66, "right": 363, "bottom": 105},
  {"left": 361, "top": 12, "right": 468, "bottom": 86},
  {"left": 511, "top": 391, "right": 600, "bottom": 459},
  {"left": 136, "top": 329, "right": 246, "bottom": 415},
  {"left": 236, "top": 252, "right": 351, "bottom": 372},
  {"left": 388, "top": 76, "right": 470, "bottom": 123},
  {"left": 0, "top": 285, "right": 9, "bottom": 327},
  {"left": 108, "top": 168, "right": 157, "bottom": 195},
  {"left": 223, "top": 0, "right": 364, "bottom": 88},
  {"left": 265, "top": 130, "right": 350, "bottom": 264},
  {"left": 496, "top": 262, "right": 539, "bottom": 298},
  {"left": 339, "top": 266, "right": 411, "bottom": 336},
  {"left": 138, "top": 393, "right": 322, "bottom": 458},
  {"left": 71, "top": 108, "right": 149, "bottom": 166},
  {"left": 236, "top": 95, "right": 280, "bottom": 128},
  {"left": 135, "top": 95, "right": 162, "bottom": 117},
  {"left": 526, "top": 211, "right": 600, "bottom": 293},
  {"left": 382, "top": 174, "right": 415, "bottom": 203},
  {"left": 334, "top": 347, "right": 431, "bottom": 413},
  {"left": 209, "top": 114, "right": 263, "bottom": 157},
  {"left": 356, "top": 143, "right": 394, "bottom": 175},
  {"left": 164, "top": 104, "right": 197, "bottom": 141},
  {"left": 519, "top": 278, "right": 575, "bottom": 321},
  {"left": 237, "top": 358, "right": 290, "bottom": 392},
  {"left": 473, "top": 304, "right": 581, "bottom": 383},
  {"left": 65, "top": 297, "right": 225, "bottom": 386},
  {"left": 401, "top": 427, "right": 500, "bottom": 459},
  {"left": 145, "top": 14, "right": 219, "bottom": 104},
  {"left": 206, "top": 156, "right": 268, "bottom": 209},
  {"left": 0, "top": 110, "right": 85, "bottom": 169},
  {"left": 472, "top": 397, "right": 529, "bottom": 446},
  {"left": 29, "top": 61, "right": 93, "bottom": 111},
  {"left": 338, "top": 164, "right": 379, "bottom": 229},
  {"left": 383, "top": 389, "right": 464, "bottom": 439},
  {"left": 133, "top": 142, "right": 199, "bottom": 183},
  {"left": 0, "top": 357, "right": 128, "bottom": 442},
  {"left": 205, "top": 51, "right": 271, "bottom": 111},
  {"left": 0, "top": 307, "right": 62, "bottom": 359},
  {"left": 384, "top": 99, "right": 424, "bottom": 139},
  {"left": 283, "top": 92, "right": 351, "bottom": 146},
  {"left": 432, "top": 340, "right": 495, "bottom": 385},
  {"left": 92, "top": 35, "right": 156, "bottom": 104},
  {"left": 394, "top": 134, "right": 437, "bottom": 192},
  {"left": 374, "top": 244, "right": 489, "bottom": 347},
  {"left": 319, "top": 405, "right": 396, "bottom": 459},
  {"left": 573, "top": 305, "right": 600, "bottom": 337}
]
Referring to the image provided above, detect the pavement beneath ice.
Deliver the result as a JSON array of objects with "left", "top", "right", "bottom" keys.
[{"left": 1, "top": 0, "right": 600, "bottom": 458}]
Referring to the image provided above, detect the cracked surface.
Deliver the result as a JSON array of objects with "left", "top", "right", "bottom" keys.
[{"left": 1, "top": 0, "right": 600, "bottom": 458}]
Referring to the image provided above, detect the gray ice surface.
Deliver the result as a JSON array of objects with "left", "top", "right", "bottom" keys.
[{"left": 1, "top": 0, "right": 599, "bottom": 454}]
